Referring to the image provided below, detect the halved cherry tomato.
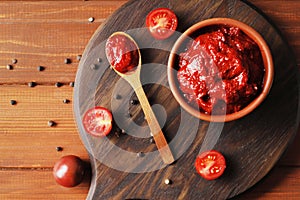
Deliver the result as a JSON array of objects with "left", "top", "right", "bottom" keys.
[
  {"left": 146, "top": 8, "right": 178, "bottom": 40},
  {"left": 82, "top": 106, "right": 113, "bottom": 137},
  {"left": 194, "top": 150, "right": 226, "bottom": 180}
]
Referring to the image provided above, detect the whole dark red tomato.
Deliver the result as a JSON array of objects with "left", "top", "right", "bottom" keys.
[
  {"left": 194, "top": 150, "right": 226, "bottom": 180},
  {"left": 53, "top": 155, "right": 86, "bottom": 187},
  {"left": 146, "top": 8, "right": 178, "bottom": 40}
]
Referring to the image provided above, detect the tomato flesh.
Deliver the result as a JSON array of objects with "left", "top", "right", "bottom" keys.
[
  {"left": 194, "top": 150, "right": 226, "bottom": 180},
  {"left": 83, "top": 106, "right": 113, "bottom": 137},
  {"left": 146, "top": 8, "right": 178, "bottom": 40}
]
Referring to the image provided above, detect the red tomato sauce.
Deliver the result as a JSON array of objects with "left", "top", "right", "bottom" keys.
[
  {"left": 106, "top": 34, "right": 139, "bottom": 73},
  {"left": 177, "top": 25, "right": 265, "bottom": 115}
]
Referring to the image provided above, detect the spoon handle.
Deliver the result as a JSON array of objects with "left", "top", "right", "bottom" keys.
[{"left": 132, "top": 81, "right": 175, "bottom": 164}]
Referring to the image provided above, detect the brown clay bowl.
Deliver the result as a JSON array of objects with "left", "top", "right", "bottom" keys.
[{"left": 167, "top": 18, "right": 274, "bottom": 122}]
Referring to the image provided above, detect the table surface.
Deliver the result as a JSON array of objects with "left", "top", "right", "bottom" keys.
[{"left": 0, "top": 0, "right": 299, "bottom": 199}]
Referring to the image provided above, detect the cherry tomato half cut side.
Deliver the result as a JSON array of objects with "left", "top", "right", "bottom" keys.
[
  {"left": 194, "top": 150, "right": 226, "bottom": 180},
  {"left": 82, "top": 106, "right": 113, "bottom": 137},
  {"left": 146, "top": 8, "right": 178, "bottom": 40}
]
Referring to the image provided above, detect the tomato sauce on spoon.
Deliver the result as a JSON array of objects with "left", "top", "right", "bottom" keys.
[{"left": 105, "top": 34, "right": 139, "bottom": 74}]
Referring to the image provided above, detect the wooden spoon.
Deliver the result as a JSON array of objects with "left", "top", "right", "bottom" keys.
[{"left": 106, "top": 32, "right": 174, "bottom": 164}]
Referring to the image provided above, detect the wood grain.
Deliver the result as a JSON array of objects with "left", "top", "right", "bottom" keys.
[
  {"left": 74, "top": 0, "right": 299, "bottom": 199},
  {"left": 0, "top": 0, "right": 299, "bottom": 200},
  {"left": 0, "top": 1, "right": 126, "bottom": 84}
]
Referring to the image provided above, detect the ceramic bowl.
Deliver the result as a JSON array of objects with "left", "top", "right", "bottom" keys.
[{"left": 167, "top": 18, "right": 274, "bottom": 122}]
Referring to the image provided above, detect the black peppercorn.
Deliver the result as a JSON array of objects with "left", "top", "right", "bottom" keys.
[
  {"left": 10, "top": 100, "right": 17, "bottom": 105},
  {"left": 69, "top": 82, "right": 75, "bottom": 87},
  {"left": 56, "top": 146, "right": 63, "bottom": 152},
  {"left": 76, "top": 55, "right": 82, "bottom": 61},
  {"left": 130, "top": 99, "right": 139, "bottom": 105},
  {"left": 113, "top": 94, "right": 121, "bottom": 100},
  {"left": 88, "top": 17, "right": 95, "bottom": 22},
  {"left": 6, "top": 65, "right": 13, "bottom": 70},
  {"left": 149, "top": 137, "right": 155, "bottom": 144},
  {"left": 28, "top": 82, "right": 36, "bottom": 87},
  {"left": 63, "top": 99, "right": 70, "bottom": 104},
  {"left": 91, "top": 64, "right": 98, "bottom": 70},
  {"left": 55, "top": 82, "right": 63, "bottom": 87},
  {"left": 11, "top": 59, "right": 18, "bottom": 64},
  {"left": 137, "top": 152, "right": 145, "bottom": 158},
  {"left": 164, "top": 179, "right": 172, "bottom": 185},
  {"left": 64, "top": 58, "right": 71, "bottom": 64},
  {"left": 37, "top": 66, "right": 45, "bottom": 71},
  {"left": 48, "top": 120, "right": 56, "bottom": 127}
]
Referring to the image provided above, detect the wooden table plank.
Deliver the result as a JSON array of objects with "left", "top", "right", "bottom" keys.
[
  {"left": 0, "top": 170, "right": 90, "bottom": 200},
  {"left": 0, "top": 1, "right": 126, "bottom": 84}
]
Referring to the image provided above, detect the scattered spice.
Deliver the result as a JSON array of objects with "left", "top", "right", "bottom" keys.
[
  {"left": 121, "top": 129, "right": 126, "bottom": 134},
  {"left": 48, "top": 120, "right": 56, "bottom": 127},
  {"left": 113, "top": 94, "right": 121, "bottom": 100},
  {"left": 56, "top": 146, "right": 63, "bottom": 152},
  {"left": 10, "top": 100, "right": 17, "bottom": 105},
  {"left": 55, "top": 82, "right": 63, "bottom": 87},
  {"left": 69, "top": 82, "right": 75, "bottom": 87},
  {"left": 76, "top": 55, "right": 82, "bottom": 61},
  {"left": 37, "top": 66, "right": 45, "bottom": 71},
  {"left": 130, "top": 99, "right": 139, "bottom": 105},
  {"left": 164, "top": 179, "right": 172, "bottom": 185},
  {"left": 64, "top": 58, "right": 71, "bottom": 64},
  {"left": 97, "top": 58, "right": 102, "bottom": 63},
  {"left": 6, "top": 65, "right": 13, "bottom": 70},
  {"left": 149, "top": 137, "right": 155, "bottom": 144},
  {"left": 137, "top": 152, "right": 145, "bottom": 157},
  {"left": 88, "top": 17, "right": 95, "bottom": 22},
  {"left": 63, "top": 99, "right": 70, "bottom": 104},
  {"left": 91, "top": 64, "right": 98, "bottom": 70},
  {"left": 28, "top": 82, "right": 36, "bottom": 87},
  {"left": 11, "top": 59, "right": 18, "bottom": 64}
]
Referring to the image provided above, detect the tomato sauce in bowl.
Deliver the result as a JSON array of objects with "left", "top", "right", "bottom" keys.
[
  {"left": 177, "top": 25, "right": 265, "bottom": 115},
  {"left": 168, "top": 18, "right": 273, "bottom": 122}
]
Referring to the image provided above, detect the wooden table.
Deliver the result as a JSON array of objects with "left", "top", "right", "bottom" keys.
[{"left": 0, "top": 0, "right": 299, "bottom": 199}]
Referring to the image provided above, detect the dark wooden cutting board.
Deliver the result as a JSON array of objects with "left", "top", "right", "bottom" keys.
[{"left": 73, "top": 0, "right": 299, "bottom": 199}]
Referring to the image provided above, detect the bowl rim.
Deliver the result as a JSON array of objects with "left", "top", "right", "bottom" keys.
[{"left": 167, "top": 18, "right": 274, "bottom": 122}]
